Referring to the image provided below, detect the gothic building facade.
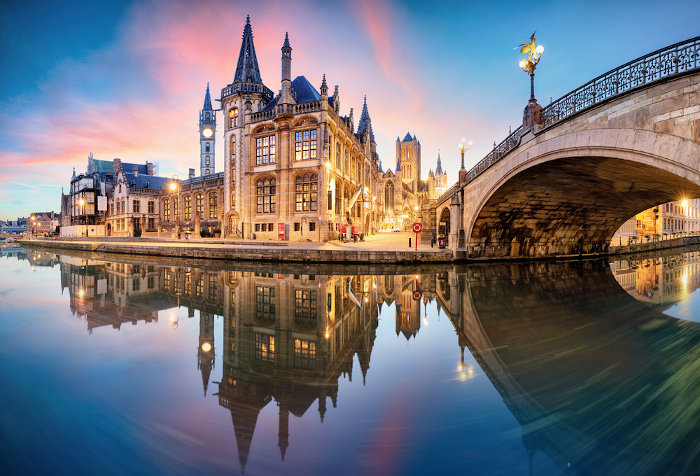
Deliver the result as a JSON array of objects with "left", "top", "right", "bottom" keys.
[
  {"left": 375, "top": 133, "right": 447, "bottom": 230},
  {"left": 220, "top": 17, "right": 379, "bottom": 241}
]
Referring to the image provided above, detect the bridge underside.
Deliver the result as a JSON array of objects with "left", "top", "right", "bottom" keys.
[{"left": 468, "top": 157, "right": 700, "bottom": 259}]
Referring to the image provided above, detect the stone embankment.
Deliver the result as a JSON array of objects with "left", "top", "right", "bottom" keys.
[
  {"left": 609, "top": 235, "right": 700, "bottom": 255},
  {"left": 19, "top": 238, "right": 453, "bottom": 264}
]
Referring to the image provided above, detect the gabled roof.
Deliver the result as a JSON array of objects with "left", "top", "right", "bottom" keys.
[{"left": 233, "top": 15, "right": 264, "bottom": 85}]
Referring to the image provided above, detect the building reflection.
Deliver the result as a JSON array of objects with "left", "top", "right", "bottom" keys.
[{"left": 44, "top": 247, "right": 700, "bottom": 475}]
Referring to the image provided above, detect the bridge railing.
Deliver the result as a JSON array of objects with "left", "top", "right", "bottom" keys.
[
  {"left": 446, "top": 36, "right": 700, "bottom": 198},
  {"left": 541, "top": 36, "right": 700, "bottom": 128}
]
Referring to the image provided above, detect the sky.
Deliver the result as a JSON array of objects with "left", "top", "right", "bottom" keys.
[{"left": 1, "top": 0, "right": 698, "bottom": 220}]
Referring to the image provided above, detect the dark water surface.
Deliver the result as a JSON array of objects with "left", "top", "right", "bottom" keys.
[{"left": 1, "top": 245, "right": 699, "bottom": 475}]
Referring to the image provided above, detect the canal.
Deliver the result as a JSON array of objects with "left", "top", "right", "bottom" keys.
[{"left": 1, "top": 245, "right": 699, "bottom": 475}]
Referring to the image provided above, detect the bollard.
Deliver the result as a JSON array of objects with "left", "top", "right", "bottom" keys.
[{"left": 408, "top": 237, "right": 412, "bottom": 248}]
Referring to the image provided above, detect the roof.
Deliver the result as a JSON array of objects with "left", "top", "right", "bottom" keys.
[
  {"left": 291, "top": 76, "right": 320, "bottom": 103},
  {"left": 202, "top": 83, "right": 213, "bottom": 110},
  {"left": 436, "top": 152, "right": 443, "bottom": 174},
  {"left": 233, "top": 16, "right": 264, "bottom": 85},
  {"left": 125, "top": 173, "right": 170, "bottom": 191},
  {"left": 91, "top": 159, "right": 149, "bottom": 176},
  {"left": 402, "top": 132, "right": 414, "bottom": 142},
  {"left": 356, "top": 95, "right": 375, "bottom": 142}
]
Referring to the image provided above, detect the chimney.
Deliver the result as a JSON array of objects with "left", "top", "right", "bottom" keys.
[
  {"left": 146, "top": 161, "right": 154, "bottom": 176},
  {"left": 132, "top": 164, "right": 139, "bottom": 177},
  {"left": 189, "top": 168, "right": 195, "bottom": 179}
]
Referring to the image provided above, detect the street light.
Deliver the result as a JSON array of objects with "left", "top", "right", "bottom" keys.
[
  {"left": 30, "top": 215, "right": 36, "bottom": 236},
  {"left": 518, "top": 32, "right": 544, "bottom": 103},
  {"left": 458, "top": 138, "right": 473, "bottom": 171}
]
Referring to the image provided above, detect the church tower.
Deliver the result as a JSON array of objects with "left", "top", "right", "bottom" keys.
[
  {"left": 396, "top": 132, "right": 421, "bottom": 192},
  {"left": 197, "top": 311, "right": 215, "bottom": 396},
  {"left": 221, "top": 15, "right": 273, "bottom": 237},
  {"left": 200, "top": 83, "right": 216, "bottom": 176}
]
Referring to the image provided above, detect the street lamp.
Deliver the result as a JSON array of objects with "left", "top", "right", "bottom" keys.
[
  {"left": 518, "top": 32, "right": 544, "bottom": 103},
  {"left": 78, "top": 198, "right": 86, "bottom": 228},
  {"left": 458, "top": 138, "right": 473, "bottom": 171},
  {"left": 30, "top": 215, "right": 36, "bottom": 236}
]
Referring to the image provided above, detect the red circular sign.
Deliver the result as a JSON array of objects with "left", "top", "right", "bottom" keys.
[
  {"left": 412, "top": 222, "right": 423, "bottom": 233},
  {"left": 412, "top": 291, "right": 422, "bottom": 301}
]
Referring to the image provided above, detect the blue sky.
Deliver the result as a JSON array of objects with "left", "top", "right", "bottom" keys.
[{"left": 1, "top": 0, "right": 698, "bottom": 219}]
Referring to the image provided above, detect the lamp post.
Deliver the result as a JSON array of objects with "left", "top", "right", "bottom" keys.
[
  {"left": 30, "top": 215, "right": 36, "bottom": 237},
  {"left": 169, "top": 176, "right": 179, "bottom": 239},
  {"left": 458, "top": 138, "right": 473, "bottom": 185},
  {"left": 518, "top": 33, "right": 545, "bottom": 130}
]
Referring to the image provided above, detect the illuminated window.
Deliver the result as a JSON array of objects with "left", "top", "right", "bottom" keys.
[
  {"left": 184, "top": 271, "right": 191, "bottom": 295},
  {"left": 294, "top": 289, "right": 317, "bottom": 326},
  {"left": 294, "top": 338, "right": 316, "bottom": 369},
  {"left": 256, "top": 135, "right": 276, "bottom": 165},
  {"left": 195, "top": 276, "right": 203, "bottom": 297},
  {"left": 229, "top": 108, "right": 238, "bottom": 128},
  {"left": 294, "top": 129, "right": 317, "bottom": 161},
  {"left": 184, "top": 196, "right": 191, "bottom": 220},
  {"left": 209, "top": 193, "right": 217, "bottom": 218},
  {"left": 195, "top": 193, "right": 203, "bottom": 216},
  {"left": 255, "top": 286, "right": 276, "bottom": 321},
  {"left": 173, "top": 197, "right": 179, "bottom": 219},
  {"left": 335, "top": 142, "right": 341, "bottom": 169},
  {"left": 255, "top": 333, "right": 275, "bottom": 362},
  {"left": 295, "top": 174, "right": 318, "bottom": 212},
  {"left": 208, "top": 274, "right": 217, "bottom": 300},
  {"left": 256, "top": 178, "right": 276, "bottom": 213}
]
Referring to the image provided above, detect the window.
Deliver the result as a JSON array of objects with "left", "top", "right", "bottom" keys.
[
  {"left": 184, "top": 272, "right": 191, "bottom": 295},
  {"left": 335, "top": 142, "right": 341, "bottom": 169},
  {"left": 294, "top": 222, "right": 300, "bottom": 232},
  {"left": 255, "top": 223, "right": 260, "bottom": 232},
  {"left": 195, "top": 194, "right": 203, "bottom": 216},
  {"left": 148, "top": 201, "right": 155, "bottom": 214},
  {"left": 209, "top": 193, "right": 217, "bottom": 218},
  {"left": 294, "top": 339, "right": 316, "bottom": 369},
  {"left": 295, "top": 129, "right": 317, "bottom": 160},
  {"left": 147, "top": 276, "right": 154, "bottom": 289},
  {"left": 295, "top": 174, "right": 318, "bottom": 212},
  {"left": 205, "top": 156, "right": 210, "bottom": 166},
  {"left": 147, "top": 218, "right": 155, "bottom": 230},
  {"left": 295, "top": 289, "right": 317, "bottom": 324},
  {"left": 133, "top": 277, "right": 140, "bottom": 291},
  {"left": 205, "top": 143, "right": 210, "bottom": 152},
  {"left": 256, "top": 178, "right": 276, "bottom": 213},
  {"left": 229, "top": 108, "right": 238, "bottom": 128},
  {"left": 184, "top": 196, "right": 191, "bottom": 220},
  {"left": 116, "top": 201, "right": 121, "bottom": 214},
  {"left": 256, "top": 135, "right": 276, "bottom": 165},
  {"left": 309, "top": 222, "right": 316, "bottom": 232},
  {"left": 255, "top": 286, "right": 276, "bottom": 320},
  {"left": 255, "top": 333, "right": 275, "bottom": 362},
  {"left": 195, "top": 277, "right": 203, "bottom": 297},
  {"left": 208, "top": 275, "right": 217, "bottom": 300}
]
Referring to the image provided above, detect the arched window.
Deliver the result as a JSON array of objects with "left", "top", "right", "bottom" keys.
[
  {"left": 256, "top": 178, "right": 276, "bottom": 213},
  {"left": 209, "top": 193, "right": 217, "bottom": 218},
  {"left": 184, "top": 195, "right": 191, "bottom": 219},
  {"left": 229, "top": 108, "right": 238, "bottom": 128},
  {"left": 385, "top": 182, "right": 394, "bottom": 214},
  {"left": 205, "top": 155, "right": 210, "bottom": 166},
  {"left": 335, "top": 142, "right": 341, "bottom": 169},
  {"left": 205, "top": 112, "right": 210, "bottom": 120},
  {"left": 294, "top": 129, "right": 317, "bottom": 160},
  {"left": 195, "top": 193, "right": 203, "bottom": 216},
  {"left": 205, "top": 143, "right": 210, "bottom": 152},
  {"left": 163, "top": 199, "right": 170, "bottom": 221},
  {"left": 295, "top": 174, "right": 318, "bottom": 212},
  {"left": 230, "top": 139, "right": 236, "bottom": 188}
]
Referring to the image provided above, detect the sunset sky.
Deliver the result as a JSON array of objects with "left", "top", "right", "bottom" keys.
[{"left": 1, "top": 0, "right": 698, "bottom": 219}]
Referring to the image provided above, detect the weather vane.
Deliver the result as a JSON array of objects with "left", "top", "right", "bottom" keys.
[{"left": 517, "top": 32, "right": 544, "bottom": 102}]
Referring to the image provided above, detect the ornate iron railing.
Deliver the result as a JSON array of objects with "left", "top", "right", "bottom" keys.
[
  {"left": 221, "top": 81, "right": 274, "bottom": 102},
  {"left": 541, "top": 36, "right": 700, "bottom": 128},
  {"left": 447, "top": 36, "right": 700, "bottom": 196}
]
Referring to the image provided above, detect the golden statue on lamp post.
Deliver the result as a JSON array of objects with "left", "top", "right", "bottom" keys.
[{"left": 517, "top": 32, "right": 545, "bottom": 131}]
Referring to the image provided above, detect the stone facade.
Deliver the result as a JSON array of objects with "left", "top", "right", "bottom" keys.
[{"left": 220, "top": 18, "right": 379, "bottom": 242}]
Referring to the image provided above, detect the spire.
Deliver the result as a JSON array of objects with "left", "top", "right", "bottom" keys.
[
  {"left": 202, "top": 82, "right": 212, "bottom": 110},
  {"left": 378, "top": 160, "right": 383, "bottom": 173},
  {"left": 402, "top": 132, "right": 413, "bottom": 142},
  {"left": 320, "top": 74, "right": 328, "bottom": 96},
  {"left": 436, "top": 150, "right": 443, "bottom": 175},
  {"left": 396, "top": 155, "right": 402, "bottom": 172},
  {"left": 233, "top": 15, "right": 263, "bottom": 85},
  {"left": 357, "top": 95, "right": 372, "bottom": 139},
  {"left": 283, "top": 32, "right": 290, "bottom": 48}
]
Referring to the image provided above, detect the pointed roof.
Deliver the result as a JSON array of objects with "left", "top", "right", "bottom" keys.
[
  {"left": 202, "top": 83, "right": 212, "bottom": 110},
  {"left": 356, "top": 95, "right": 374, "bottom": 142},
  {"left": 436, "top": 151, "right": 443, "bottom": 174},
  {"left": 377, "top": 160, "right": 383, "bottom": 173},
  {"left": 234, "top": 15, "right": 263, "bottom": 85},
  {"left": 396, "top": 136, "right": 401, "bottom": 142},
  {"left": 402, "top": 132, "right": 416, "bottom": 142},
  {"left": 283, "top": 32, "right": 290, "bottom": 49}
]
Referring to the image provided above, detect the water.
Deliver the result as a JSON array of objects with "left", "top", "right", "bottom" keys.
[{"left": 1, "top": 245, "right": 699, "bottom": 475}]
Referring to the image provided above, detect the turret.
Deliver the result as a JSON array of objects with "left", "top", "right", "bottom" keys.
[{"left": 280, "top": 33, "right": 295, "bottom": 106}]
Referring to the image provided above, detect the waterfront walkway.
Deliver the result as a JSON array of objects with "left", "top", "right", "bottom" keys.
[{"left": 20, "top": 232, "right": 453, "bottom": 264}]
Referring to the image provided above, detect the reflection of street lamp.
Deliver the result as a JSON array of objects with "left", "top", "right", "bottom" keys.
[{"left": 458, "top": 138, "right": 473, "bottom": 171}]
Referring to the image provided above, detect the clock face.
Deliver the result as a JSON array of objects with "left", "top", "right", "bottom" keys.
[{"left": 202, "top": 128, "right": 213, "bottom": 138}]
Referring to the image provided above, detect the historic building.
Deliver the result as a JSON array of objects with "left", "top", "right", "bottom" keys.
[
  {"left": 611, "top": 199, "right": 700, "bottom": 246},
  {"left": 220, "top": 17, "right": 379, "bottom": 241},
  {"left": 376, "top": 133, "right": 447, "bottom": 230}
]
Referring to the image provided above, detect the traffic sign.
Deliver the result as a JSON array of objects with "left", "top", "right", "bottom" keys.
[
  {"left": 412, "top": 291, "right": 422, "bottom": 301},
  {"left": 412, "top": 222, "right": 423, "bottom": 233}
]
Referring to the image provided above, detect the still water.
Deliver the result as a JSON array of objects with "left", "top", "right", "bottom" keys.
[{"left": 1, "top": 245, "right": 699, "bottom": 475}]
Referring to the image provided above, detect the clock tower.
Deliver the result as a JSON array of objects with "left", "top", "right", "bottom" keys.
[{"left": 199, "top": 83, "right": 216, "bottom": 176}]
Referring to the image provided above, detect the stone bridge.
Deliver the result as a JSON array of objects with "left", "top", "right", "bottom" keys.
[{"left": 432, "top": 37, "right": 700, "bottom": 259}]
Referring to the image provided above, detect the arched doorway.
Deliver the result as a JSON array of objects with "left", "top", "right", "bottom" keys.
[
  {"left": 106, "top": 223, "right": 112, "bottom": 236},
  {"left": 438, "top": 207, "right": 450, "bottom": 243}
]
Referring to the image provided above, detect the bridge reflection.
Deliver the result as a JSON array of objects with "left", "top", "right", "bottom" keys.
[{"left": 45, "top": 247, "right": 700, "bottom": 474}]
